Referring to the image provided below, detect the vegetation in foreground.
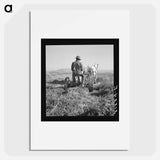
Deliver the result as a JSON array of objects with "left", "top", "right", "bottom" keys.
[{"left": 46, "top": 70, "right": 117, "bottom": 117}]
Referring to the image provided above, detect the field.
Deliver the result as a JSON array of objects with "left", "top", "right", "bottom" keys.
[{"left": 46, "top": 69, "right": 117, "bottom": 117}]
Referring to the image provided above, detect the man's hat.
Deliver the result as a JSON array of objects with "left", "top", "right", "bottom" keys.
[{"left": 76, "top": 56, "right": 81, "bottom": 60}]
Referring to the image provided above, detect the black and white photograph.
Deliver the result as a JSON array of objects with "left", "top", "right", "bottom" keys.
[{"left": 41, "top": 39, "right": 119, "bottom": 121}]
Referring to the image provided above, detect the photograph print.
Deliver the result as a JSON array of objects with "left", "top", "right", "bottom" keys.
[{"left": 41, "top": 39, "right": 119, "bottom": 121}]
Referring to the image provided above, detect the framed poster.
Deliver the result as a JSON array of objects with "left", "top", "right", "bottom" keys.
[
  {"left": 41, "top": 39, "right": 119, "bottom": 121},
  {"left": 30, "top": 10, "right": 129, "bottom": 150}
]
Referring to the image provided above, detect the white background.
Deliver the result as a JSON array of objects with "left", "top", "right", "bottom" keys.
[
  {"left": 0, "top": 0, "right": 160, "bottom": 159},
  {"left": 31, "top": 10, "right": 129, "bottom": 150}
]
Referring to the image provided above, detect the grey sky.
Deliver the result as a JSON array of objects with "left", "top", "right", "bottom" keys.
[{"left": 46, "top": 45, "right": 113, "bottom": 71}]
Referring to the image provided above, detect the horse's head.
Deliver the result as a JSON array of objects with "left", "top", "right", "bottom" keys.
[{"left": 93, "top": 64, "right": 99, "bottom": 69}]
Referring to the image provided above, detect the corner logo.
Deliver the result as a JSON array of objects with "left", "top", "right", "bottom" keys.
[{"left": 4, "top": 4, "right": 12, "bottom": 13}]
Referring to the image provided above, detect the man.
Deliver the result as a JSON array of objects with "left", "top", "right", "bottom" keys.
[{"left": 71, "top": 56, "right": 84, "bottom": 85}]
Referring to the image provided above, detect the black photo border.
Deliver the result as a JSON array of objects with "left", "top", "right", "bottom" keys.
[{"left": 41, "top": 39, "right": 119, "bottom": 121}]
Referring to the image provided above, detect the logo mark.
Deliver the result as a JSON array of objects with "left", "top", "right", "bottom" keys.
[{"left": 4, "top": 4, "right": 12, "bottom": 13}]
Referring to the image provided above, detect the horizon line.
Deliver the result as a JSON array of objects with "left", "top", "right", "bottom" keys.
[{"left": 46, "top": 68, "right": 113, "bottom": 72}]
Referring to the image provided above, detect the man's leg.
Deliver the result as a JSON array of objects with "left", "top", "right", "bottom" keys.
[
  {"left": 77, "top": 76, "right": 80, "bottom": 84},
  {"left": 72, "top": 72, "right": 76, "bottom": 83}
]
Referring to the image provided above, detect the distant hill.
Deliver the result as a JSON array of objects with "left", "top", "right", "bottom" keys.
[
  {"left": 46, "top": 69, "right": 113, "bottom": 84},
  {"left": 48, "top": 68, "right": 71, "bottom": 74},
  {"left": 48, "top": 68, "right": 113, "bottom": 74}
]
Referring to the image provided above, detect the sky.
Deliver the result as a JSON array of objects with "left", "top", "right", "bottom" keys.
[{"left": 46, "top": 45, "right": 113, "bottom": 71}]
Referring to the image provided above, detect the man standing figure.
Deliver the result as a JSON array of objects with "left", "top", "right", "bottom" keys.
[{"left": 71, "top": 56, "right": 84, "bottom": 85}]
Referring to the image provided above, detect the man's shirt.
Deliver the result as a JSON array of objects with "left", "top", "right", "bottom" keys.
[{"left": 71, "top": 60, "right": 83, "bottom": 74}]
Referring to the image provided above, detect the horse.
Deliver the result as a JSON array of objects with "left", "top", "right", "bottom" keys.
[{"left": 83, "top": 64, "right": 99, "bottom": 84}]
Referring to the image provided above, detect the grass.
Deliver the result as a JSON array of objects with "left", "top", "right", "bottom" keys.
[{"left": 46, "top": 71, "right": 117, "bottom": 117}]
